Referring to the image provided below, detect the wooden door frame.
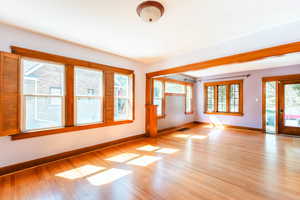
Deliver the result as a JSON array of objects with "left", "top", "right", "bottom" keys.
[
  {"left": 146, "top": 42, "right": 300, "bottom": 136},
  {"left": 262, "top": 74, "right": 300, "bottom": 134},
  {"left": 278, "top": 79, "right": 300, "bottom": 135}
]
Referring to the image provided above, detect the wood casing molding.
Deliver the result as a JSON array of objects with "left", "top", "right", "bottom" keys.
[
  {"left": 11, "top": 46, "right": 133, "bottom": 74},
  {"left": 261, "top": 74, "right": 300, "bottom": 134},
  {"left": 0, "top": 133, "right": 147, "bottom": 177},
  {"left": 146, "top": 42, "right": 300, "bottom": 78}
]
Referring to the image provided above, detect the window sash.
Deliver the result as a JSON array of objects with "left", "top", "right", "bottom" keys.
[
  {"left": 75, "top": 96, "right": 103, "bottom": 125},
  {"left": 74, "top": 67, "right": 103, "bottom": 125},
  {"left": 114, "top": 74, "right": 133, "bottom": 121},
  {"left": 22, "top": 95, "right": 65, "bottom": 132}
]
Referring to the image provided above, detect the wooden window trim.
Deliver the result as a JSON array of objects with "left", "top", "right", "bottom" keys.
[
  {"left": 153, "top": 78, "right": 194, "bottom": 118},
  {"left": 9, "top": 47, "right": 135, "bottom": 140},
  {"left": 11, "top": 46, "right": 134, "bottom": 75},
  {"left": 204, "top": 80, "right": 244, "bottom": 116}
]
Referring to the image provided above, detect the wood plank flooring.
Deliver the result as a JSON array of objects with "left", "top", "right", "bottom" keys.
[{"left": 1, "top": 125, "right": 300, "bottom": 200}]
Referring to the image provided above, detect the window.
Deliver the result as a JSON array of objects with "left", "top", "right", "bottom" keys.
[
  {"left": 153, "top": 80, "right": 164, "bottom": 116},
  {"left": 165, "top": 82, "right": 185, "bottom": 94},
  {"left": 204, "top": 80, "right": 243, "bottom": 115},
  {"left": 114, "top": 73, "right": 133, "bottom": 121},
  {"left": 75, "top": 67, "right": 103, "bottom": 125},
  {"left": 185, "top": 85, "right": 193, "bottom": 113},
  {"left": 153, "top": 78, "right": 194, "bottom": 117},
  {"left": 22, "top": 59, "right": 65, "bottom": 131}
]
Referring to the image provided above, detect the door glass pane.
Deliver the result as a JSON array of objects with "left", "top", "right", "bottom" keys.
[
  {"left": 266, "top": 81, "right": 276, "bottom": 133},
  {"left": 25, "top": 96, "right": 63, "bottom": 130},
  {"left": 284, "top": 84, "right": 300, "bottom": 127}
]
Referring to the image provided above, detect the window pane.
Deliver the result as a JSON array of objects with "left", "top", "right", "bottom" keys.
[
  {"left": 218, "top": 85, "right": 227, "bottom": 112},
  {"left": 154, "top": 98, "right": 163, "bottom": 116},
  {"left": 22, "top": 59, "right": 65, "bottom": 131},
  {"left": 154, "top": 80, "right": 163, "bottom": 98},
  {"left": 230, "top": 84, "right": 240, "bottom": 112},
  {"left": 114, "top": 74, "right": 132, "bottom": 121},
  {"left": 114, "top": 98, "right": 131, "bottom": 121},
  {"left": 23, "top": 59, "right": 64, "bottom": 95},
  {"left": 165, "top": 82, "right": 185, "bottom": 94},
  {"left": 75, "top": 67, "right": 103, "bottom": 96},
  {"left": 25, "top": 96, "right": 63, "bottom": 130},
  {"left": 186, "top": 85, "right": 192, "bottom": 113},
  {"left": 75, "top": 67, "right": 103, "bottom": 124},
  {"left": 76, "top": 97, "right": 102, "bottom": 124},
  {"left": 207, "top": 86, "right": 214, "bottom": 112}
]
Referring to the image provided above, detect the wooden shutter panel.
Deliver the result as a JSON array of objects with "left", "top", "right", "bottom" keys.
[
  {"left": 0, "top": 52, "right": 20, "bottom": 136},
  {"left": 104, "top": 71, "right": 114, "bottom": 122}
]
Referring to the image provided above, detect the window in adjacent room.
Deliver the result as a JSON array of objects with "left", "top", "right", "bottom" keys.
[
  {"left": 75, "top": 67, "right": 103, "bottom": 125},
  {"left": 165, "top": 82, "right": 185, "bottom": 94},
  {"left": 185, "top": 85, "right": 193, "bottom": 113},
  {"left": 153, "top": 80, "right": 164, "bottom": 117},
  {"left": 114, "top": 73, "right": 133, "bottom": 121},
  {"left": 22, "top": 59, "right": 65, "bottom": 131},
  {"left": 204, "top": 80, "right": 243, "bottom": 115}
]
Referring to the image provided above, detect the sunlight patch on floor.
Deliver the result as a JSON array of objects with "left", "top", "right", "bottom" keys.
[
  {"left": 127, "top": 156, "right": 161, "bottom": 166},
  {"left": 105, "top": 153, "right": 140, "bottom": 163},
  {"left": 190, "top": 135, "right": 208, "bottom": 139},
  {"left": 156, "top": 148, "right": 179, "bottom": 154},
  {"left": 136, "top": 145, "right": 160, "bottom": 152},
  {"left": 173, "top": 134, "right": 191, "bottom": 138},
  {"left": 56, "top": 165, "right": 106, "bottom": 180},
  {"left": 87, "top": 168, "right": 131, "bottom": 186}
]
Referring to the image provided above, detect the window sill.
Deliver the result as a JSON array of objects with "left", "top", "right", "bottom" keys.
[
  {"left": 157, "top": 115, "right": 166, "bottom": 119},
  {"left": 11, "top": 120, "right": 134, "bottom": 140},
  {"left": 204, "top": 112, "right": 244, "bottom": 116},
  {"left": 185, "top": 112, "right": 194, "bottom": 115}
]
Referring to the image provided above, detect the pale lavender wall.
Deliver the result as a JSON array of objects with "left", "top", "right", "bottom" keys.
[{"left": 196, "top": 65, "right": 300, "bottom": 128}]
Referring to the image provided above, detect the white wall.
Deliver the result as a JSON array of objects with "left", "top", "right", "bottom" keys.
[
  {"left": 0, "top": 23, "right": 147, "bottom": 167},
  {"left": 158, "top": 95, "right": 195, "bottom": 130},
  {"left": 195, "top": 65, "right": 300, "bottom": 129}
]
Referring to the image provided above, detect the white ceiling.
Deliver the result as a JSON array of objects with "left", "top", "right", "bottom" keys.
[
  {"left": 182, "top": 53, "right": 300, "bottom": 78},
  {"left": 0, "top": 0, "right": 300, "bottom": 64}
]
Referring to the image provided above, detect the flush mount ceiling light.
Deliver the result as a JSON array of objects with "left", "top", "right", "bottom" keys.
[{"left": 137, "top": 1, "right": 164, "bottom": 23}]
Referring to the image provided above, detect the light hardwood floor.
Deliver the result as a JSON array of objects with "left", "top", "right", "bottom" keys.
[{"left": 1, "top": 125, "right": 300, "bottom": 200}]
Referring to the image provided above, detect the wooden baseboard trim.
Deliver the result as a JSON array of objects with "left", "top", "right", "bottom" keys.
[
  {"left": 0, "top": 133, "right": 147, "bottom": 177},
  {"left": 158, "top": 122, "right": 198, "bottom": 135},
  {"left": 195, "top": 121, "right": 263, "bottom": 132}
]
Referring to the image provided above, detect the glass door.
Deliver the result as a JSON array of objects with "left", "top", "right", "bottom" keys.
[{"left": 279, "top": 80, "right": 300, "bottom": 135}]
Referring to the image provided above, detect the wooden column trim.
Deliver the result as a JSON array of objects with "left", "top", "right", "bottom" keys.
[
  {"left": 65, "top": 64, "right": 74, "bottom": 127},
  {"left": 226, "top": 84, "right": 230, "bottom": 112},
  {"left": 104, "top": 71, "right": 114, "bottom": 122}
]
